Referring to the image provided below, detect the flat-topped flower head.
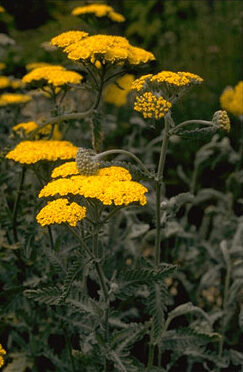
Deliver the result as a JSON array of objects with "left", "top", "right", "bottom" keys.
[
  {"left": 212, "top": 110, "right": 231, "bottom": 132},
  {"left": 0, "top": 76, "right": 10, "bottom": 89},
  {"left": 12, "top": 121, "right": 62, "bottom": 139},
  {"left": 220, "top": 81, "right": 243, "bottom": 117},
  {"left": 39, "top": 165, "right": 147, "bottom": 206},
  {"left": 6, "top": 140, "right": 78, "bottom": 164},
  {"left": 53, "top": 34, "right": 155, "bottom": 67},
  {"left": 134, "top": 92, "right": 172, "bottom": 119},
  {"left": 0, "top": 344, "right": 6, "bottom": 368},
  {"left": 132, "top": 70, "right": 203, "bottom": 103},
  {"left": 52, "top": 162, "right": 132, "bottom": 181},
  {"left": 13, "top": 121, "right": 38, "bottom": 135},
  {"left": 104, "top": 74, "right": 134, "bottom": 107},
  {"left": 22, "top": 65, "right": 83, "bottom": 89},
  {"left": 71, "top": 4, "right": 125, "bottom": 23},
  {"left": 51, "top": 31, "right": 89, "bottom": 48},
  {"left": 36, "top": 198, "right": 86, "bottom": 227},
  {"left": 26, "top": 62, "right": 53, "bottom": 71},
  {"left": 0, "top": 93, "right": 31, "bottom": 106}
]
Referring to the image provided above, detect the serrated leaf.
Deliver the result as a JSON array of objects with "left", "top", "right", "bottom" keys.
[
  {"left": 166, "top": 302, "right": 211, "bottom": 328},
  {"left": 24, "top": 286, "right": 61, "bottom": 305},
  {"left": 43, "top": 246, "right": 66, "bottom": 274},
  {"left": 58, "top": 259, "right": 82, "bottom": 303},
  {"left": 146, "top": 281, "right": 168, "bottom": 345}
]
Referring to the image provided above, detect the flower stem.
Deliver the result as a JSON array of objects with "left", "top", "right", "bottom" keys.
[
  {"left": 12, "top": 166, "right": 26, "bottom": 242},
  {"left": 169, "top": 119, "right": 216, "bottom": 135},
  {"left": 155, "top": 113, "right": 171, "bottom": 268},
  {"left": 96, "top": 149, "right": 153, "bottom": 178}
]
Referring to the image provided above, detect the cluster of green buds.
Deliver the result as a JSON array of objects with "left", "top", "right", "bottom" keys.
[{"left": 76, "top": 147, "right": 100, "bottom": 175}]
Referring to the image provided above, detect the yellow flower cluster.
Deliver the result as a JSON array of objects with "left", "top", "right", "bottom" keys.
[
  {"left": 151, "top": 71, "right": 203, "bottom": 86},
  {"left": 134, "top": 92, "right": 172, "bottom": 119},
  {"left": 0, "top": 6, "right": 5, "bottom": 13},
  {"left": 22, "top": 65, "right": 83, "bottom": 88},
  {"left": 0, "top": 93, "right": 31, "bottom": 106},
  {"left": 51, "top": 31, "right": 89, "bottom": 48},
  {"left": 104, "top": 74, "right": 134, "bottom": 107},
  {"left": 36, "top": 198, "right": 86, "bottom": 227},
  {"left": 132, "top": 71, "right": 203, "bottom": 93},
  {"left": 12, "top": 121, "right": 62, "bottom": 139},
  {"left": 0, "top": 76, "right": 10, "bottom": 89},
  {"left": 71, "top": 4, "right": 125, "bottom": 22},
  {"left": 51, "top": 32, "right": 155, "bottom": 66},
  {"left": 220, "top": 81, "right": 243, "bottom": 117},
  {"left": 0, "top": 344, "right": 6, "bottom": 368},
  {"left": 132, "top": 70, "right": 203, "bottom": 119},
  {"left": 13, "top": 121, "right": 38, "bottom": 134},
  {"left": 51, "top": 162, "right": 132, "bottom": 180},
  {"left": 26, "top": 62, "right": 53, "bottom": 70},
  {"left": 131, "top": 74, "right": 153, "bottom": 92},
  {"left": 39, "top": 165, "right": 147, "bottom": 206},
  {"left": 0, "top": 62, "right": 6, "bottom": 70},
  {"left": 6, "top": 140, "right": 78, "bottom": 164}
]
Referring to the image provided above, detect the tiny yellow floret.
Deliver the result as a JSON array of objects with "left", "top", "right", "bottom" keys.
[{"left": 36, "top": 198, "right": 86, "bottom": 227}]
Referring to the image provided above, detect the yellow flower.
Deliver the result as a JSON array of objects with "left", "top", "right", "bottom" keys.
[
  {"left": 6, "top": 140, "right": 78, "bottom": 164},
  {"left": 0, "top": 76, "right": 10, "bottom": 89},
  {"left": 71, "top": 4, "right": 125, "bottom": 22},
  {"left": 13, "top": 121, "right": 38, "bottom": 134},
  {"left": 0, "top": 93, "right": 31, "bottom": 106},
  {"left": 104, "top": 74, "right": 134, "bottom": 107},
  {"left": 52, "top": 163, "right": 132, "bottom": 180},
  {"left": 131, "top": 74, "right": 153, "bottom": 92},
  {"left": 134, "top": 92, "right": 172, "bottom": 119},
  {"left": 51, "top": 31, "right": 89, "bottom": 48},
  {"left": 26, "top": 62, "right": 53, "bottom": 70},
  {"left": 39, "top": 165, "right": 147, "bottom": 206},
  {"left": 22, "top": 66, "right": 83, "bottom": 88},
  {"left": 0, "top": 62, "right": 6, "bottom": 70},
  {"left": 0, "top": 344, "right": 6, "bottom": 368},
  {"left": 10, "top": 79, "right": 24, "bottom": 89},
  {"left": 220, "top": 81, "right": 243, "bottom": 117},
  {"left": 53, "top": 34, "right": 155, "bottom": 67},
  {"left": 36, "top": 198, "right": 86, "bottom": 227},
  {"left": 0, "top": 6, "right": 5, "bottom": 13},
  {"left": 132, "top": 71, "right": 203, "bottom": 114},
  {"left": 12, "top": 121, "right": 62, "bottom": 139}
]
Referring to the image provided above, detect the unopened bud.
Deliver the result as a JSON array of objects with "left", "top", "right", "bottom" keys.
[
  {"left": 212, "top": 110, "right": 230, "bottom": 132},
  {"left": 76, "top": 147, "right": 99, "bottom": 175}
]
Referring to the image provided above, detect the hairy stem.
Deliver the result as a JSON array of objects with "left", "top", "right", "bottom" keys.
[
  {"left": 169, "top": 119, "right": 216, "bottom": 135},
  {"left": 155, "top": 114, "right": 171, "bottom": 268},
  {"left": 12, "top": 166, "right": 26, "bottom": 242},
  {"left": 96, "top": 149, "right": 153, "bottom": 178},
  {"left": 218, "top": 256, "right": 231, "bottom": 358}
]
